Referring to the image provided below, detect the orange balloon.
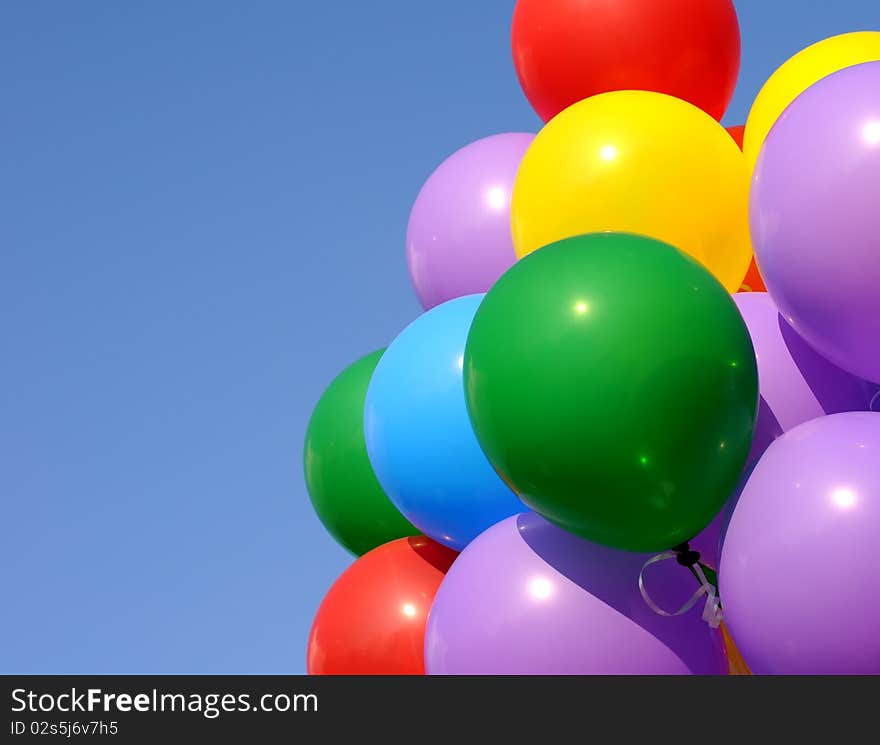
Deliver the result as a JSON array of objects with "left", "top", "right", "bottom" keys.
[
  {"left": 307, "top": 536, "right": 457, "bottom": 675},
  {"left": 722, "top": 624, "right": 752, "bottom": 675}
]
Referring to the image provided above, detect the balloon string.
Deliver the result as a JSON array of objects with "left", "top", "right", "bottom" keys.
[
  {"left": 870, "top": 388, "right": 880, "bottom": 413},
  {"left": 638, "top": 550, "right": 723, "bottom": 629}
]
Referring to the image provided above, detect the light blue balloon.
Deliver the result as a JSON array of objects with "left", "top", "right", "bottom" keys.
[{"left": 364, "top": 295, "right": 523, "bottom": 550}]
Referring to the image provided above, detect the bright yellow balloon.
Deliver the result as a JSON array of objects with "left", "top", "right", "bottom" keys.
[
  {"left": 743, "top": 31, "right": 880, "bottom": 169},
  {"left": 511, "top": 91, "right": 751, "bottom": 292}
]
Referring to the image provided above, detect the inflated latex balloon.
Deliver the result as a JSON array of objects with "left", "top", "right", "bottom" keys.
[
  {"left": 722, "top": 625, "right": 751, "bottom": 676},
  {"left": 464, "top": 233, "right": 758, "bottom": 552},
  {"left": 511, "top": 91, "right": 751, "bottom": 291},
  {"left": 740, "top": 259, "right": 766, "bottom": 293},
  {"left": 511, "top": 0, "right": 740, "bottom": 123},
  {"left": 732, "top": 293, "right": 870, "bottom": 452},
  {"left": 751, "top": 62, "right": 880, "bottom": 383},
  {"left": 304, "top": 351, "right": 418, "bottom": 556},
  {"left": 407, "top": 133, "right": 534, "bottom": 310},
  {"left": 308, "top": 536, "right": 457, "bottom": 675},
  {"left": 365, "top": 296, "right": 523, "bottom": 550},
  {"left": 720, "top": 413, "right": 880, "bottom": 674},
  {"left": 726, "top": 124, "right": 745, "bottom": 148},
  {"left": 869, "top": 384, "right": 880, "bottom": 413},
  {"left": 690, "top": 293, "right": 871, "bottom": 568},
  {"left": 743, "top": 31, "right": 880, "bottom": 169},
  {"left": 724, "top": 124, "right": 765, "bottom": 293},
  {"left": 425, "top": 513, "right": 728, "bottom": 675}
]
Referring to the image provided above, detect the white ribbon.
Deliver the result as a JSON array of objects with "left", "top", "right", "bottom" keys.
[
  {"left": 870, "top": 388, "right": 880, "bottom": 413},
  {"left": 638, "top": 552, "right": 723, "bottom": 629}
]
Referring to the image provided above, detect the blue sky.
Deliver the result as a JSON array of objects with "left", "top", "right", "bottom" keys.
[{"left": 2, "top": 2, "right": 878, "bottom": 673}]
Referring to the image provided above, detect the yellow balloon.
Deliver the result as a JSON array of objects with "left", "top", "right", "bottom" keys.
[
  {"left": 511, "top": 91, "right": 751, "bottom": 292},
  {"left": 743, "top": 31, "right": 880, "bottom": 169}
]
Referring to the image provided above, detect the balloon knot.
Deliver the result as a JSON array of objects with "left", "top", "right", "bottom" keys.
[{"left": 672, "top": 542, "right": 701, "bottom": 568}]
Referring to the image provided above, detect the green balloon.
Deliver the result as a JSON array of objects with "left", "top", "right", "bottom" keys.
[
  {"left": 304, "top": 350, "right": 419, "bottom": 555},
  {"left": 464, "top": 233, "right": 758, "bottom": 552}
]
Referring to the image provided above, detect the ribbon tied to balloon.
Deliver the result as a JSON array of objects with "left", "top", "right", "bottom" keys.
[{"left": 638, "top": 543, "right": 723, "bottom": 629}]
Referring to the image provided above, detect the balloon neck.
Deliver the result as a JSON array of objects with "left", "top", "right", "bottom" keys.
[
  {"left": 671, "top": 542, "right": 701, "bottom": 568},
  {"left": 638, "top": 546, "right": 723, "bottom": 629}
]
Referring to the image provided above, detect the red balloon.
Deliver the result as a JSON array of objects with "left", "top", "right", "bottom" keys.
[
  {"left": 512, "top": 0, "right": 741, "bottom": 122},
  {"left": 724, "top": 124, "right": 766, "bottom": 293},
  {"left": 726, "top": 124, "right": 745, "bottom": 149},
  {"left": 307, "top": 537, "right": 457, "bottom": 675},
  {"left": 740, "top": 258, "right": 767, "bottom": 293}
]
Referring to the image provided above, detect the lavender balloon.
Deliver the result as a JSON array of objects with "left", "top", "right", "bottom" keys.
[
  {"left": 751, "top": 61, "right": 880, "bottom": 383},
  {"left": 690, "top": 292, "right": 870, "bottom": 568},
  {"left": 407, "top": 133, "right": 534, "bottom": 310},
  {"left": 720, "top": 412, "right": 880, "bottom": 674},
  {"left": 425, "top": 513, "right": 727, "bottom": 675}
]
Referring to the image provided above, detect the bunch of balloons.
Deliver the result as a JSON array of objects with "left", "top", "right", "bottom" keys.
[{"left": 304, "top": 1, "right": 880, "bottom": 676}]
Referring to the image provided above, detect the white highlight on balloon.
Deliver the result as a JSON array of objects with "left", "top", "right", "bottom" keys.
[
  {"left": 863, "top": 120, "right": 880, "bottom": 145},
  {"left": 831, "top": 488, "right": 858, "bottom": 511},
  {"left": 402, "top": 603, "right": 417, "bottom": 618},
  {"left": 599, "top": 144, "right": 618, "bottom": 161},
  {"left": 486, "top": 186, "right": 507, "bottom": 211},
  {"left": 528, "top": 576, "right": 553, "bottom": 601}
]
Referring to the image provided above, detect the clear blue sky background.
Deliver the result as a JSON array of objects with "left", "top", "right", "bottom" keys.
[{"left": 2, "top": 2, "right": 878, "bottom": 674}]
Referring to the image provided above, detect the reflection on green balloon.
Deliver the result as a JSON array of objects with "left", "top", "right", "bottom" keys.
[
  {"left": 304, "top": 350, "right": 419, "bottom": 555},
  {"left": 464, "top": 233, "right": 758, "bottom": 552}
]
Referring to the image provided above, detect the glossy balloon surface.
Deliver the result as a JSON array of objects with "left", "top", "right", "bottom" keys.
[
  {"left": 751, "top": 62, "right": 880, "bottom": 383},
  {"left": 721, "top": 413, "right": 880, "bottom": 674},
  {"left": 511, "top": 0, "right": 740, "bottom": 122},
  {"left": 464, "top": 233, "right": 758, "bottom": 552},
  {"left": 426, "top": 513, "right": 728, "bottom": 675},
  {"left": 690, "top": 293, "right": 871, "bottom": 568},
  {"left": 308, "top": 536, "right": 457, "bottom": 675},
  {"left": 511, "top": 91, "right": 751, "bottom": 291},
  {"left": 304, "top": 350, "right": 418, "bottom": 556},
  {"left": 365, "top": 296, "right": 524, "bottom": 550},
  {"left": 407, "top": 133, "right": 534, "bottom": 310},
  {"left": 733, "top": 293, "right": 870, "bottom": 438},
  {"left": 743, "top": 31, "right": 880, "bottom": 169}
]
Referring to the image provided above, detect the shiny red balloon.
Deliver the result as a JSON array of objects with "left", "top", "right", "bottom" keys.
[
  {"left": 512, "top": 0, "right": 741, "bottom": 122},
  {"left": 307, "top": 537, "right": 457, "bottom": 675}
]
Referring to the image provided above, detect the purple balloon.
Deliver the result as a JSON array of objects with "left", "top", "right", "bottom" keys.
[
  {"left": 691, "top": 292, "right": 871, "bottom": 568},
  {"left": 868, "top": 382, "right": 880, "bottom": 412},
  {"left": 406, "top": 133, "right": 534, "bottom": 310},
  {"left": 720, "top": 412, "right": 880, "bottom": 674},
  {"left": 425, "top": 513, "right": 728, "bottom": 675},
  {"left": 751, "top": 61, "right": 880, "bottom": 384}
]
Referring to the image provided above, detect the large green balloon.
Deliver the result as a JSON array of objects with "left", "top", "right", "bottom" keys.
[
  {"left": 304, "top": 350, "right": 418, "bottom": 555},
  {"left": 464, "top": 233, "right": 758, "bottom": 552}
]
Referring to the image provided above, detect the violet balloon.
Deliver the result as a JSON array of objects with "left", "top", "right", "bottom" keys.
[
  {"left": 690, "top": 293, "right": 870, "bottom": 568},
  {"left": 734, "top": 293, "right": 869, "bottom": 439},
  {"left": 425, "top": 513, "right": 728, "bottom": 675},
  {"left": 720, "top": 412, "right": 880, "bottom": 674},
  {"left": 868, "top": 383, "right": 880, "bottom": 412},
  {"left": 751, "top": 61, "right": 880, "bottom": 383},
  {"left": 406, "top": 133, "right": 534, "bottom": 310}
]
